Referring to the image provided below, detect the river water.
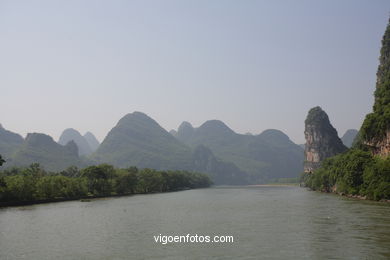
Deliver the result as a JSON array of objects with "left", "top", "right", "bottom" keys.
[{"left": 0, "top": 186, "right": 389, "bottom": 259}]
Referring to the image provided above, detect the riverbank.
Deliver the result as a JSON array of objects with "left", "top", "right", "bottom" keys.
[
  {"left": 340, "top": 192, "right": 390, "bottom": 203},
  {"left": 250, "top": 183, "right": 300, "bottom": 187},
  {"left": 0, "top": 165, "right": 212, "bottom": 208},
  {"left": 304, "top": 186, "right": 390, "bottom": 203},
  {"left": 0, "top": 188, "right": 194, "bottom": 208}
]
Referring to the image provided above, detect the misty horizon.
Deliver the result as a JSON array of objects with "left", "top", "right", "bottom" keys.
[
  {"left": 2, "top": 0, "right": 389, "bottom": 144},
  {"left": 0, "top": 110, "right": 357, "bottom": 145}
]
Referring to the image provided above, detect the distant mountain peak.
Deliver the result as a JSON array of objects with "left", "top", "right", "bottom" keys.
[
  {"left": 117, "top": 111, "right": 159, "bottom": 127},
  {"left": 179, "top": 121, "right": 193, "bottom": 129},
  {"left": 93, "top": 111, "right": 191, "bottom": 169},
  {"left": 341, "top": 129, "right": 358, "bottom": 148},
  {"left": 62, "top": 128, "right": 78, "bottom": 133},
  {"left": 169, "top": 129, "right": 178, "bottom": 137},
  {"left": 12, "top": 132, "right": 81, "bottom": 171},
  {"left": 65, "top": 140, "right": 79, "bottom": 154},
  {"left": 58, "top": 128, "right": 93, "bottom": 156},
  {"left": 26, "top": 133, "right": 56, "bottom": 145},
  {"left": 176, "top": 121, "right": 194, "bottom": 140},
  {"left": 83, "top": 131, "right": 100, "bottom": 152},
  {"left": 259, "top": 129, "right": 289, "bottom": 138},
  {"left": 198, "top": 120, "right": 235, "bottom": 134},
  {"left": 305, "top": 106, "right": 330, "bottom": 126},
  {"left": 0, "top": 125, "right": 24, "bottom": 159}
]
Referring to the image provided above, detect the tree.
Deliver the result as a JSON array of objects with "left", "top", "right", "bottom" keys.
[
  {"left": 81, "top": 164, "right": 115, "bottom": 195},
  {"left": 0, "top": 155, "right": 5, "bottom": 166}
]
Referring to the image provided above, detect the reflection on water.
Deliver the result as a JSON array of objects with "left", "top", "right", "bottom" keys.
[{"left": 0, "top": 186, "right": 389, "bottom": 259}]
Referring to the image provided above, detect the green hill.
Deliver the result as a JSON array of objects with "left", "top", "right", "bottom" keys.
[
  {"left": 0, "top": 124, "right": 24, "bottom": 160},
  {"left": 358, "top": 18, "right": 390, "bottom": 155},
  {"left": 92, "top": 112, "right": 248, "bottom": 184},
  {"left": 93, "top": 112, "right": 193, "bottom": 170},
  {"left": 10, "top": 133, "right": 82, "bottom": 171},
  {"left": 175, "top": 120, "right": 304, "bottom": 182},
  {"left": 84, "top": 131, "right": 100, "bottom": 152}
]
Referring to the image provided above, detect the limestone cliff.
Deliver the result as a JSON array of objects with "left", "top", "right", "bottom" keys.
[
  {"left": 364, "top": 130, "right": 390, "bottom": 156},
  {"left": 304, "top": 107, "right": 347, "bottom": 173},
  {"left": 359, "top": 18, "right": 390, "bottom": 157}
]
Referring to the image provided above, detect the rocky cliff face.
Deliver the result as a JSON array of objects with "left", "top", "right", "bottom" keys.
[
  {"left": 365, "top": 130, "right": 390, "bottom": 156},
  {"left": 304, "top": 107, "right": 347, "bottom": 173},
  {"left": 359, "top": 18, "right": 390, "bottom": 157}
]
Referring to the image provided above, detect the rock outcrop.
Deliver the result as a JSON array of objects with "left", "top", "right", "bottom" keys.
[
  {"left": 359, "top": 18, "right": 390, "bottom": 157},
  {"left": 304, "top": 107, "right": 347, "bottom": 173},
  {"left": 365, "top": 130, "right": 390, "bottom": 156}
]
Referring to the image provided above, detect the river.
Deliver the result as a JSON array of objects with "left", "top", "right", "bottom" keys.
[{"left": 0, "top": 186, "right": 389, "bottom": 259}]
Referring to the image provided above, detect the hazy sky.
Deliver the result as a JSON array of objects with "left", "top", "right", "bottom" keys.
[{"left": 1, "top": 0, "right": 389, "bottom": 144}]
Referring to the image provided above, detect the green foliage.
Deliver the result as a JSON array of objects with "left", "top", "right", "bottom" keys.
[
  {"left": 362, "top": 156, "right": 390, "bottom": 200},
  {"left": 81, "top": 164, "right": 115, "bottom": 195},
  {"left": 360, "top": 111, "right": 390, "bottom": 143},
  {"left": 0, "top": 163, "right": 211, "bottom": 203},
  {"left": 303, "top": 149, "right": 390, "bottom": 200},
  {"left": 359, "top": 19, "right": 390, "bottom": 144},
  {"left": 35, "top": 176, "right": 88, "bottom": 199}
]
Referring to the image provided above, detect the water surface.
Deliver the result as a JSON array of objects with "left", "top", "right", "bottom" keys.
[{"left": 0, "top": 186, "right": 389, "bottom": 259}]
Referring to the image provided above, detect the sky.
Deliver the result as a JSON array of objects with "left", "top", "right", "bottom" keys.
[{"left": 1, "top": 0, "right": 389, "bottom": 144}]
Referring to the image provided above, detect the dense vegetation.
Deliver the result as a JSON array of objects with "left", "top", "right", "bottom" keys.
[
  {"left": 0, "top": 162, "right": 211, "bottom": 204},
  {"left": 302, "top": 149, "right": 390, "bottom": 200},
  {"left": 303, "top": 19, "right": 390, "bottom": 201},
  {"left": 359, "top": 18, "right": 390, "bottom": 143}
]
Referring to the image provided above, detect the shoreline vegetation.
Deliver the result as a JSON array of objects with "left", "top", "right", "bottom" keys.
[
  {"left": 301, "top": 149, "right": 390, "bottom": 201},
  {"left": 0, "top": 163, "right": 211, "bottom": 208},
  {"left": 303, "top": 186, "right": 390, "bottom": 203}
]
